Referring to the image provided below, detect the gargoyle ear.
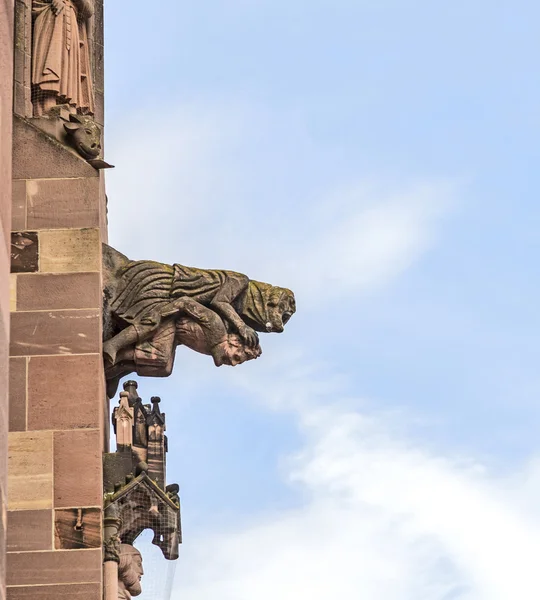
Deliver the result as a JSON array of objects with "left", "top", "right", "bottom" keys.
[
  {"left": 69, "top": 113, "right": 83, "bottom": 124},
  {"left": 64, "top": 122, "right": 80, "bottom": 132}
]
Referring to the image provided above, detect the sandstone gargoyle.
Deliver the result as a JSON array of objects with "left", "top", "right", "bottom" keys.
[
  {"left": 64, "top": 114, "right": 114, "bottom": 169},
  {"left": 102, "top": 244, "right": 295, "bottom": 390}
]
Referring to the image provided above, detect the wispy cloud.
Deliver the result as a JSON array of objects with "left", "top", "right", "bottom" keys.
[
  {"left": 106, "top": 104, "right": 455, "bottom": 308},
  {"left": 170, "top": 358, "right": 540, "bottom": 600}
]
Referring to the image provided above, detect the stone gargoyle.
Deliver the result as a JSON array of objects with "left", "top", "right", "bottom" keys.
[
  {"left": 102, "top": 244, "right": 296, "bottom": 395},
  {"left": 64, "top": 114, "right": 114, "bottom": 169}
]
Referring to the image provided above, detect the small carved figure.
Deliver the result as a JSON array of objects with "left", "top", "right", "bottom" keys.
[
  {"left": 103, "top": 533, "right": 121, "bottom": 564},
  {"left": 166, "top": 483, "right": 180, "bottom": 507},
  {"left": 102, "top": 244, "right": 295, "bottom": 384},
  {"left": 118, "top": 544, "right": 143, "bottom": 600},
  {"left": 32, "top": 0, "right": 95, "bottom": 117}
]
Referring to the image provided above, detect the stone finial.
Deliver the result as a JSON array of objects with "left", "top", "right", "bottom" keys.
[
  {"left": 123, "top": 381, "right": 139, "bottom": 405},
  {"left": 113, "top": 392, "right": 134, "bottom": 448}
]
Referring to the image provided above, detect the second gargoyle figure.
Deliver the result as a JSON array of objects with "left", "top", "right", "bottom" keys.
[{"left": 102, "top": 244, "right": 296, "bottom": 395}]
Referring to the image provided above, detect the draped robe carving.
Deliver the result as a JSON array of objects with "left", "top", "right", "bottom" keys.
[{"left": 32, "top": 0, "right": 95, "bottom": 116}]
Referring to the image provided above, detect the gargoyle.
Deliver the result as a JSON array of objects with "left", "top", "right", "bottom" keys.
[
  {"left": 64, "top": 114, "right": 114, "bottom": 169},
  {"left": 102, "top": 244, "right": 295, "bottom": 389}
]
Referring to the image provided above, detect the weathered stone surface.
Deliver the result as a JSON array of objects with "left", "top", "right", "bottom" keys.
[
  {"left": 10, "top": 309, "right": 101, "bottom": 356},
  {"left": 54, "top": 430, "right": 101, "bottom": 508},
  {"left": 13, "top": 116, "right": 98, "bottom": 180},
  {"left": 7, "top": 509, "right": 52, "bottom": 551},
  {"left": 63, "top": 115, "right": 104, "bottom": 162},
  {"left": 8, "top": 357, "right": 26, "bottom": 432},
  {"left": 55, "top": 507, "right": 101, "bottom": 549},
  {"left": 17, "top": 272, "right": 101, "bottom": 311},
  {"left": 103, "top": 244, "right": 295, "bottom": 393},
  {"left": 11, "top": 180, "right": 26, "bottom": 231},
  {"left": 28, "top": 355, "right": 102, "bottom": 431},
  {"left": 118, "top": 544, "right": 144, "bottom": 599},
  {"left": 7, "top": 549, "right": 101, "bottom": 586},
  {"left": 39, "top": 228, "right": 100, "bottom": 273},
  {"left": 7, "top": 583, "right": 101, "bottom": 600},
  {"left": 26, "top": 178, "right": 100, "bottom": 229},
  {"left": 8, "top": 431, "right": 53, "bottom": 510},
  {"left": 108, "top": 473, "right": 180, "bottom": 561},
  {"left": 10, "top": 232, "right": 38, "bottom": 273},
  {"left": 9, "top": 274, "right": 16, "bottom": 312}
]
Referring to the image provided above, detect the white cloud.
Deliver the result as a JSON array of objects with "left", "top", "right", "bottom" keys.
[
  {"left": 169, "top": 361, "right": 540, "bottom": 600},
  {"left": 105, "top": 104, "right": 455, "bottom": 310},
  {"left": 105, "top": 102, "right": 517, "bottom": 600}
]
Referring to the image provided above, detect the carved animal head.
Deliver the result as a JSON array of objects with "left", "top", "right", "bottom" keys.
[
  {"left": 241, "top": 282, "right": 296, "bottom": 334},
  {"left": 63, "top": 114, "right": 102, "bottom": 159}
]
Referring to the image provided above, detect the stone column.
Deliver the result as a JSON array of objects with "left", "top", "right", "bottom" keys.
[{"left": 103, "top": 505, "right": 122, "bottom": 600}]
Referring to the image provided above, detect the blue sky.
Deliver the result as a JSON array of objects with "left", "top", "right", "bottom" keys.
[{"left": 104, "top": 1, "right": 540, "bottom": 598}]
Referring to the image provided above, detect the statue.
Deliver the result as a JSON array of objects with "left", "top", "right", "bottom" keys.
[
  {"left": 32, "top": 0, "right": 95, "bottom": 117},
  {"left": 103, "top": 244, "right": 295, "bottom": 392},
  {"left": 118, "top": 544, "right": 143, "bottom": 600}
]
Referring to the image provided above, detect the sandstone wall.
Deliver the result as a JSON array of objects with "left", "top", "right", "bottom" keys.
[
  {"left": 6, "top": 2, "right": 108, "bottom": 598},
  {"left": 0, "top": 1, "right": 14, "bottom": 599}
]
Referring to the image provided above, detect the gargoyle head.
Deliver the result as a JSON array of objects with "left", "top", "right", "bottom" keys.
[
  {"left": 241, "top": 281, "right": 296, "bottom": 334},
  {"left": 64, "top": 114, "right": 102, "bottom": 160}
]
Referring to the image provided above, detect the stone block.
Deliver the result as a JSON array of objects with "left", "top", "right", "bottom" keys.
[
  {"left": 8, "top": 357, "right": 26, "bottom": 432},
  {"left": 7, "top": 509, "right": 52, "bottom": 551},
  {"left": 10, "top": 232, "right": 38, "bottom": 273},
  {"left": 13, "top": 48, "right": 29, "bottom": 87},
  {"left": 11, "top": 180, "right": 26, "bottom": 231},
  {"left": 39, "top": 228, "right": 100, "bottom": 273},
  {"left": 7, "top": 548, "right": 102, "bottom": 586},
  {"left": 94, "top": 91, "right": 104, "bottom": 127},
  {"left": 27, "top": 355, "right": 102, "bottom": 430},
  {"left": 8, "top": 431, "right": 53, "bottom": 510},
  {"left": 9, "top": 275, "right": 16, "bottom": 312},
  {"left": 13, "top": 116, "right": 98, "bottom": 179},
  {"left": 54, "top": 430, "right": 102, "bottom": 508},
  {"left": 54, "top": 507, "right": 101, "bottom": 549},
  {"left": 10, "top": 309, "right": 101, "bottom": 356},
  {"left": 17, "top": 272, "right": 101, "bottom": 311},
  {"left": 26, "top": 178, "right": 101, "bottom": 229},
  {"left": 7, "top": 583, "right": 101, "bottom": 600},
  {"left": 13, "top": 82, "right": 31, "bottom": 120}
]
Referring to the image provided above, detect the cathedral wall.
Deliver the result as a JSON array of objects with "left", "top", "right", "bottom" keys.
[
  {"left": 0, "top": 0, "right": 15, "bottom": 598},
  {"left": 6, "top": 2, "right": 107, "bottom": 599}
]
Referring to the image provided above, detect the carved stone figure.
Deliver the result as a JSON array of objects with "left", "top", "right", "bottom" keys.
[
  {"left": 166, "top": 483, "right": 180, "bottom": 507},
  {"left": 102, "top": 244, "right": 295, "bottom": 390},
  {"left": 105, "top": 296, "right": 263, "bottom": 395},
  {"left": 118, "top": 544, "right": 143, "bottom": 600},
  {"left": 107, "top": 474, "right": 181, "bottom": 560},
  {"left": 63, "top": 113, "right": 114, "bottom": 168},
  {"left": 32, "top": 0, "right": 95, "bottom": 117},
  {"left": 63, "top": 114, "right": 100, "bottom": 158}
]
